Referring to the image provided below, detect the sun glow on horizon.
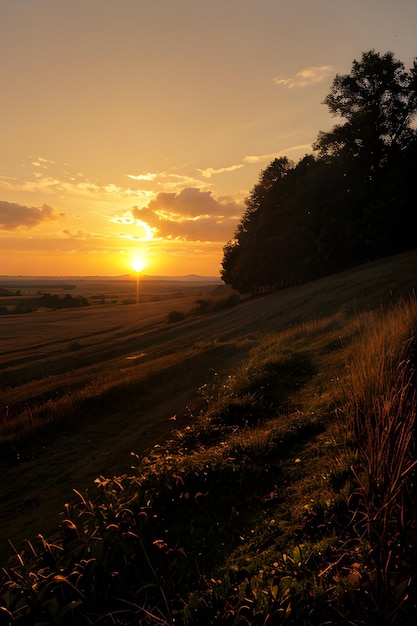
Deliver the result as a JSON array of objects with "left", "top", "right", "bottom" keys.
[{"left": 131, "top": 255, "right": 146, "bottom": 273}]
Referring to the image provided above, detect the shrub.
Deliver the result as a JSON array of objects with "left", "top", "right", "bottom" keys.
[{"left": 168, "top": 310, "right": 185, "bottom": 323}]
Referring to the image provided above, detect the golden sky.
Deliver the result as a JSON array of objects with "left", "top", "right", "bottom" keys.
[{"left": 1, "top": 0, "right": 416, "bottom": 277}]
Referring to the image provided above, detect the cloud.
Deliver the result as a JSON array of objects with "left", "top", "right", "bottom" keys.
[
  {"left": 243, "top": 143, "right": 313, "bottom": 164},
  {"left": 0, "top": 159, "right": 239, "bottom": 218},
  {"left": 274, "top": 65, "right": 333, "bottom": 88},
  {"left": 62, "top": 229, "right": 90, "bottom": 239},
  {"left": 117, "top": 188, "right": 244, "bottom": 242},
  {"left": 0, "top": 156, "right": 155, "bottom": 203},
  {"left": 110, "top": 211, "right": 156, "bottom": 240},
  {"left": 30, "top": 156, "right": 56, "bottom": 169},
  {"left": 0, "top": 201, "right": 62, "bottom": 230},
  {"left": 127, "top": 170, "right": 208, "bottom": 193},
  {"left": 127, "top": 172, "right": 158, "bottom": 181},
  {"left": 243, "top": 152, "right": 278, "bottom": 164},
  {"left": 148, "top": 187, "right": 221, "bottom": 218},
  {"left": 0, "top": 170, "right": 154, "bottom": 207},
  {"left": 197, "top": 164, "right": 244, "bottom": 179}
]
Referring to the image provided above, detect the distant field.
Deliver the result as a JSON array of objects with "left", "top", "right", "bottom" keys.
[
  {"left": 0, "top": 276, "right": 227, "bottom": 389},
  {"left": 0, "top": 275, "right": 223, "bottom": 308}
]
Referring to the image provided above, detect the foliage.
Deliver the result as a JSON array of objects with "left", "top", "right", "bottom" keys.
[
  {"left": 316, "top": 50, "right": 417, "bottom": 166},
  {"left": 1, "top": 288, "right": 416, "bottom": 624},
  {"left": 11, "top": 294, "right": 89, "bottom": 314},
  {"left": 194, "top": 293, "right": 241, "bottom": 315},
  {"left": 167, "top": 309, "right": 185, "bottom": 323},
  {"left": 221, "top": 51, "right": 417, "bottom": 293}
]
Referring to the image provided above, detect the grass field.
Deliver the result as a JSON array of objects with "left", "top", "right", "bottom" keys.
[{"left": 0, "top": 251, "right": 416, "bottom": 624}]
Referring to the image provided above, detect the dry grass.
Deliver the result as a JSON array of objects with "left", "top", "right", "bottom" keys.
[{"left": 340, "top": 299, "right": 417, "bottom": 589}]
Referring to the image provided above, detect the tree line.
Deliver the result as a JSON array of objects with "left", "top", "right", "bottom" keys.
[{"left": 221, "top": 51, "right": 417, "bottom": 294}]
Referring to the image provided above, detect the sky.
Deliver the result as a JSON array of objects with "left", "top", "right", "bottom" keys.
[{"left": 1, "top": 0, "right": 416, "bottom": 277}]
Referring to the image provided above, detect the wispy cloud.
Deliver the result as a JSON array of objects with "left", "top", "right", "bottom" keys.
[
  {"left": 274, "top": 65, "right": 333, "bottom": 88},
  {"left": 127, "top": 170, "right": 208, "bottom": 192},
  {"left": 243, "top": 152, "right": 278, "bottom": 164},
  {"left": 0, "top": 168, "right": 152, "bottom": 204},
  {"left": 197, "top": 164, "right": 244, "bottom": 179},
  {"left": 62, "top": 229, "right": 91, "bottom": 239},
  {"left": 30, "top": 156, "right": 56, "bottom": 169},
  {"left": 127, "top": 172, "right": 158, "bottom": 181},
  {"left": 243, "top": 143, "right": 311, "bottom": 164}
]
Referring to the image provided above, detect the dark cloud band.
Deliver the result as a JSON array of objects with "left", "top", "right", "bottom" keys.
[{"left": 0, "top": 201, "right": 61, "bottom": 230}]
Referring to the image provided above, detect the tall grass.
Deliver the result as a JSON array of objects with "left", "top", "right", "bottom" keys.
[{"left": 340, "top": 298, "right": 417, "bottom": 605}]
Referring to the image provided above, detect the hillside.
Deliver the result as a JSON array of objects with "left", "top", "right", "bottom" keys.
[{"left": 0, "top": 250, "right": 416, "bottom": 624}]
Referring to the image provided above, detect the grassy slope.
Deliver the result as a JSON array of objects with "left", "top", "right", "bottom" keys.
[{"left": 0, "top": 250, "right": 416, "bottom": 625}]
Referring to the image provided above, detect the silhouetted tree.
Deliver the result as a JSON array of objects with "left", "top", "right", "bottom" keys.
[
  {"left": 314, "top": 50, "right": 417, "bottom": 171},
  {"left": 221, "top": 158, "right": 297, "bottom": 292},
  {"left": 314, "top": 50, "right": 417, "bottom": 258},
  {"left": 221, "top": 51, "right": 417, "bottom": 294}
]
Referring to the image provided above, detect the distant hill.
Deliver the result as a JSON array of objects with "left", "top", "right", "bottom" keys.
[
  {"left": 141, "top": 274, "right": 222, "bottom": 283},
  {"left": 0, "top": 274, "right": 222, "bottom": 285}
]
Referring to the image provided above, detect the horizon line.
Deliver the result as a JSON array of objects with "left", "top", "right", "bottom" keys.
[{"left": 0, "top": 273, "right": 223, "bottom": 280}]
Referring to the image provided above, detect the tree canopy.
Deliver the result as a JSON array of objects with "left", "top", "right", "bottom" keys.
[{"left": 221, "top": 51, "right": 417, "bottom": 293}]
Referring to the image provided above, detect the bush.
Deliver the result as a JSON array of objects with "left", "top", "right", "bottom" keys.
[
  {"left": 194, "top": 293, "right": 240, "bottom": 315},
  {"left": 168, "top": 310, "right": 185, "bottom": 323}
]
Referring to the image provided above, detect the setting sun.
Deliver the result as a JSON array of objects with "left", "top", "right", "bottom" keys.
[{"left": 131, "top": 255, "right": 146, "bottom": 273}]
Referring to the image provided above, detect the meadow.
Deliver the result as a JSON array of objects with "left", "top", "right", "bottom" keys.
[{"left": 0, "top": 251, "right": 416, "bottom": 624}]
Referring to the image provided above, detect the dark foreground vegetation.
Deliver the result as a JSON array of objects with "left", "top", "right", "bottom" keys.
[{"left": 0, "top": 250, "right": 416, "bottom": 625}]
